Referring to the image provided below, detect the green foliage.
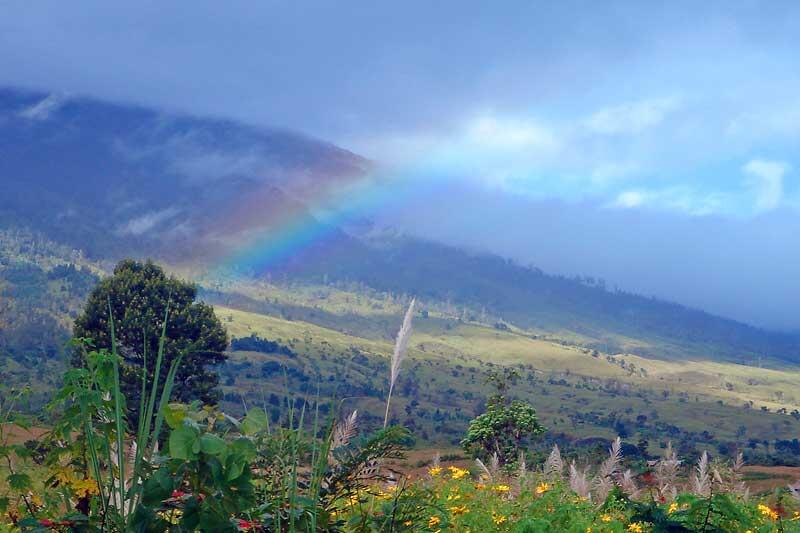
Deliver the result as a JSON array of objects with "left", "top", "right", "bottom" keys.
[
  {"left": 461, "top": 369, "right": 545, "bottom": 465},
  {"left": 130, "top": 404, "right": 257, "bottom": 533},
  {"left": 72, "top": 259, "right": 228, "bottom": 427}
]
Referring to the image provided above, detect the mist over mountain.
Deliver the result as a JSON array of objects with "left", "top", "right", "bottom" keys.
[
  {"left": 0, "top": 87, "right": 369, "bottom": 263},
  {"left": 2, "top": 86, "right": 800, "bottom": 368}
]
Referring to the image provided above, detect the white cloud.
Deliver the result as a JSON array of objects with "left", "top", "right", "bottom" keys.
[
  {"left": 18, "top": 93, "right": 66, "bottom": 120},
  {"left": 466, "top": 115, "right": 559, "bottom": 151},
  {"left": 585, "top": 97, "right": 680, "bottom": 135},
  {"left": 727, "top": 104, "right": 800, "bottom": 139},
  {"left": 614, "top": 190, "right": 647, "bottom": 208},
  {"left": 117, "top": 207, "right": 180, "bottom": 236},
  {"left": 610, "top": 187, "right": 726, "bottom": 216},
  {"left": 742, "top": 159, "right": 788, "bottom": 212}
]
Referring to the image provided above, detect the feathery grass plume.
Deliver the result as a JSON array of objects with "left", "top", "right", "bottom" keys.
[
  {"left": 653, "top": 441, "right": 680, "bottom": 502},
  {"left": 490, "top": 451, "right": 501, "bottom": 477},
  {"left": 621, "top": 469, "right": 639, "bottom": 498},
  {"left": 328, "top": 410, "right": 358, "bottom": 464},
  {"left": 569, "top": 461, "right": 591, "bottom": 501},
  {"left": 788, "top": 480, "right": 800, "bottom": 501},
  {"left": 598, "top": 436, "right": 623, "bottom": 480},
  {"left": 691, "top": 451, "right": 711, "bottom": 497},
  {"left": 383, "top": 298, "right": 415, "bottom": 428},
  {"left": 592, "top": 436, "right": 622, "bottom": 502},
  {"left": 432, "top": 451, "right": 441, "bottom": 469},
  {"left": 543, "top": 444, "right": 564, "bottom": 480},
  {"left": 475, "top": 458, "right": 494, "bottom": 482},
  {"left": 729, "top": 452, "right": 748, "bottom": 498},
  {"left": 515, "top": 450, "right": 528, "bottom": 491}
]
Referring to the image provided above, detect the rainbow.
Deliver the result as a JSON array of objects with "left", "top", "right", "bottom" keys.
[{"left": 209, "top": 162, "right": 446, "bottom": 275}]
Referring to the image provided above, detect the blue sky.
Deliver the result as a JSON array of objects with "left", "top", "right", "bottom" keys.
[{"left": 3, "top": 1, "right": 800, "bottom": 328}]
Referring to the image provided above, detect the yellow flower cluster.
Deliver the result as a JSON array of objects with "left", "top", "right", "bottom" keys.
[
  {"left": 492, "top": 512, "right": 507, "bottom": 525},
  {"left": 53, "top": 468, "right": 99, "bottom": 498},
  {"left": 667, "top": 502, "right": 679, "bottom": 514},
  {"left": 758, "top": 503, "right": 779, "bottom": 520},
  {"left": 157, "top": 509, "right": 183, "bottom": 525},
  {"left": 72, "top": 478, "right": 99, "bottom": 498},
  {"left": 449, "top": 504, "right": 469, "bottom": 515},
  {"left": 428, "top": 466, "right": 443, "bottom": 477},
  {"left": 448, "top": 466, "right": 469, "bottom": 480},
  {"left": 491, "top": 484, "right": 510, "bottom": 493},
  {"left": 54, "top": 468, "right": 76, "bottom": 485}
]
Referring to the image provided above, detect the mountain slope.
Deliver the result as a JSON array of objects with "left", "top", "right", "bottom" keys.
[
  {"left": 1, "top": 85, "right": 799, "bottom": 369},
  {"left": 0, "top": 86, "right": 369, "bottom": 262}
]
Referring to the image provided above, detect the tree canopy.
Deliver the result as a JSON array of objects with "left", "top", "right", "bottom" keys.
[
  {"left": 461, "top": 368, "right": 545, "bottom": 465},
  {"left": 73, "top": 259, "right": 228, "bottom": 424}
]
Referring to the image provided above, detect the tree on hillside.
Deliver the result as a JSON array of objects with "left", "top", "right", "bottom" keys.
[
  {"left": 73, "top": 259, "right": 228, "bottom": 426},
  {"left": 461, "top": 368, "right": 546, "bottom": 465}
]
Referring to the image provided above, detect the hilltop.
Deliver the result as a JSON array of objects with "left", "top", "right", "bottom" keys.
[{"left": 2, "top": 87, "right": 800, "bottom": 461}]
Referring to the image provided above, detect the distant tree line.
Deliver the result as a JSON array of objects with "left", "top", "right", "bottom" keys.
[{"left": 230, "top": 334, "right": 296, "bottom": 357}]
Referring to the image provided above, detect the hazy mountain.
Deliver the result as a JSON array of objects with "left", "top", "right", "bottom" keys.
[
  {"left": 2, "top": 86, "right": 799, "bottom": 369},
  {"left": 0, "top": 87, "right": 369, "bottom": 262}
]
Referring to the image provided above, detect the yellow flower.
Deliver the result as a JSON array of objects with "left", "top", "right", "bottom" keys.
[
  {"left": 600, "top": 513, "right": 613, "bottom": 522},
  {"left": 535, "top": 482, "right": 550, "bottom": 494},
  {"left": 627, "top": 523, "right": 644, "bottom": 533},
  {"left": 667, "top": 502, "right": 679, "bottom": 514},
  {"left": 448, "top": 466, "right": 469, "bottom": 480},
  {"left": 157, "top": 509, "right": 183, "bottom": 525},
  {"left": 72, "top": 477, "right": 99, "bottom": 498},
  {"left": 475, "top": 482, "right": 486, "bottom": 490},
  {"left": 447, "top": 493, "right": 461, "bottom": 501},
  {"left": 54, "top": 468, "right": 75, "bottom": 486},
  {"left": 586, "top": 528, "right": 592, "bottom": 533},
  {"left": 758, "top": 504, "right": 779, "bottom": 520},
  {"left": 403, "top": 520, "right": 413, "bottom": 526},
  {"left": 428, "top": 515, "right": 441, "bottom": 527},
  {"left": 449, "top": 505, "right": 469, "bottom": 515},
  {"left": 492, "top": 512, "right": 507, "bottom": 525},
  {"left": 492, "top": 484, "right": 510, "bottom": 493},
  {"left": 428, "top": 466, "right": 443, "bottom": 477},
  {"left": 792, "top": 511, "right": 800, "bottom": 521}
]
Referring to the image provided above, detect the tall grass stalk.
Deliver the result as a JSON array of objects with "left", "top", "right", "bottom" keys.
[
  {"left": 72, "top": 300, "right": 184, "bottom": 529},
  {"left": 384, "top": 298, "right": 415, "bottom": 428}
]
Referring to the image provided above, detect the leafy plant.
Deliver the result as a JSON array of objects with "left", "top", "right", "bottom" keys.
[{"left": 461, "top": 369, "right": 545, "bottom": 465}]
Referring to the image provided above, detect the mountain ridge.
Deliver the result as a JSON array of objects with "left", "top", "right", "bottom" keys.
[{"left": 1, "top": 85, "right": 799, "bottom": 369}]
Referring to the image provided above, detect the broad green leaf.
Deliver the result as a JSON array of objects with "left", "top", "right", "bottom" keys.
[
  {"left": 169, "top": 426, "right": 200, "bottom": 460},
  {"left": 225, "top": 458, "right": 244, "bottom": 481},
  {"left": 7, "top": 472, "right": 32, "bottom": 491},
  {"left": 199, "top": 433, "right": 226, "bottom": 456},
  {"left": 241, "top": 408, "right": 268, "bottom": 435},
  {"left": 164, "top": 403, "right": 188, "bottom": 430},
  {"left": 230, "top": 437, "right": 257, "bottom": 462}
]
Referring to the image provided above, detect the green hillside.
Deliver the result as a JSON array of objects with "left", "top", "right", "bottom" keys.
[{"left": 212, "top": 298, "right": 800, "bottom": 462}]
